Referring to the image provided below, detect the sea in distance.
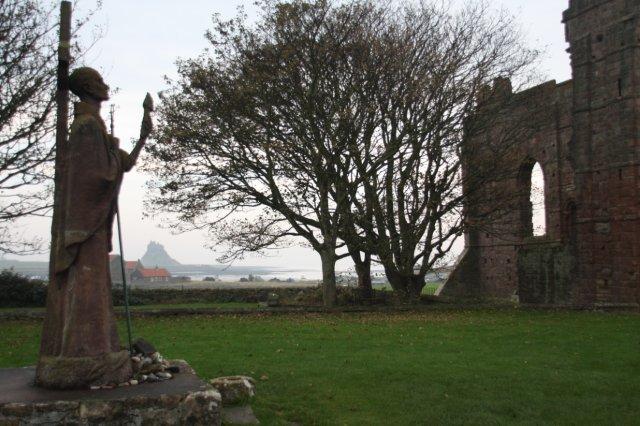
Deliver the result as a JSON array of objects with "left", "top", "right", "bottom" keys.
[
  {"left": 0, "top": 258, "right": 327, "bottom": 282},
  {"left": 0, "top": 259, "right": 425, "bottom": 285},
  {"left": 177, "top": 267, "right": 324, "bottom": 282}
]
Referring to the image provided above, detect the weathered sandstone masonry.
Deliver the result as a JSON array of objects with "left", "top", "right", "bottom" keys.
[{"left": 443, "top": 0, "right": 640, "bottom": 308}]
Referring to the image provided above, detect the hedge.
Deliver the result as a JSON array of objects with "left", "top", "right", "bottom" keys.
[
  {"left": 1, "top": 269, "right": 401, "bottom": 308},
  {"left": 0, "top": 270, "right": 47, "bottom": 307}
]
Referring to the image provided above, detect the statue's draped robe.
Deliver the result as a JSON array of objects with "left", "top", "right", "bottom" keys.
[{"left": 37, "top": 102, "right": 133, "bottom": 389}]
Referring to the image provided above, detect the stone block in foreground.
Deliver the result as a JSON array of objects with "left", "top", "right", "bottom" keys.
[{"left": 0, "top": 360, "right": 221, "bottom": 425}]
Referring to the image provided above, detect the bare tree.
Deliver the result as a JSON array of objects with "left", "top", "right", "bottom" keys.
[
  {"left": 146, "top": 0, "right": 540, "bottom": 304},
  {"left": 146, "top": 0, "right": 389, "bottom": 306},
  {"left": 337, "top": 2, "right": 540, "bottom": 300},
  {"left": 0, "top": 0, "right": 100, "bottom": 254}
]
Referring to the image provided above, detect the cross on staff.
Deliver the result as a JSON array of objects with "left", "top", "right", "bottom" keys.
[{"left": 50, "top": 1, "right": 71, "bottom": 289}]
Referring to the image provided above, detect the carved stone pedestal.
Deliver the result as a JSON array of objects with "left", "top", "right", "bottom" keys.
[{"left": 0, "top": 361, "right": 221, "bottom": 425}]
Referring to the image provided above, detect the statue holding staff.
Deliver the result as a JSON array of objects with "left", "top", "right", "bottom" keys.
[{"left": 36, "top": 67, "right": 152, "bottom": 389}]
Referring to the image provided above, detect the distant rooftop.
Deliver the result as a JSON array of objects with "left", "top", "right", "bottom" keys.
[{"left": 137, "top": 267, "right": 171, "bottom": 278}]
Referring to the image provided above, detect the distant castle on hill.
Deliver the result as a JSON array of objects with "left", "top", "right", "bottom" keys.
[
  {"left": 140, "top": 241, "right": 182, "bottom": 268},
  {"left": 108, "top": 241, "right": 181, "bottom": 284}
]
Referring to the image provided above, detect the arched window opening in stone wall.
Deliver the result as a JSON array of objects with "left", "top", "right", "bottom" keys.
[
  {"left": 530, "top": 162, "right": 546, "bottom": 236},
  {"left": 518, "top": 159, "right": 547, "bottom": 238}
]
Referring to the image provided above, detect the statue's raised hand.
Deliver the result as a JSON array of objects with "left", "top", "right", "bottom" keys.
[
  {"left": 139, "top": 92, "right": 154, "bottom": 141},
  {"left": 129, "top": 93, "right": 154, "bottom": 167}
]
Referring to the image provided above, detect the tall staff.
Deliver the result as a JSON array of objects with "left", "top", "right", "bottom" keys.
[
  {"left": 116, "top": 206, "right": 133, "bottom": 353},
  {"left": 50, "top": 1, "right": 72, "bottom": 287},
  {"left": 108, "top": 95, "right": 154, "bottom": 353},
  {"left": 109, "top": 106, "right": 134, "bottom": 354}
]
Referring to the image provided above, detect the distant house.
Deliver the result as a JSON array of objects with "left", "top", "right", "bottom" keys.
[
  {"left": 109, "top": 255, "right": 144, "bottom": 284},
  {"left": 131, "top": 267, "right": 172, "bottom": 283}
]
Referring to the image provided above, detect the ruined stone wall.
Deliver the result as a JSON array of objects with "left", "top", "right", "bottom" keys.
[
  {"left": 443, "top": 0, "right": 640, "bottom": 307},
  {"left": 563, "top": 0, "right": 640, "bottom": 306},
  {"left": 443, "top": 80, "right": 575, "bottom": 302}
]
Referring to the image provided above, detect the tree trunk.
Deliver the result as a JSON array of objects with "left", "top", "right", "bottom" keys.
[
  {"left": 384, "top": 266, "right": 425, "bottom": 304},
  {"left": 320, "top": 250, "right": 337, "bottom": 307},
  {"left": 354, "top": 254, "right": 372, "bottom": 301},
  {"left": 410, "top": 274, "right": 426, "bottom": 300}
]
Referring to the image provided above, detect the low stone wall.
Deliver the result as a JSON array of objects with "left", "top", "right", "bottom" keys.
[
  {"left": 112, "top": 286, "right": 315, "bottom": 306},
  {"left": 113, "top": 286, "right": 393, "bottom": 307}
]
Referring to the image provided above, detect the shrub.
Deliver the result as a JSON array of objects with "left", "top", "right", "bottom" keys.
[{"left": 0, "top": 269, "right": 47, "bottom": 307}]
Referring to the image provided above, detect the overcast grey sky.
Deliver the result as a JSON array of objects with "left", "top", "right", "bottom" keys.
[{"left": 12, "top": 0, "right": 572, "bottom": 270}]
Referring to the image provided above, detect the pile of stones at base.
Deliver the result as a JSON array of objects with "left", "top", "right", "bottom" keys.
[{"left": 90, "top": 338, "right": 179, "bottom": 390}]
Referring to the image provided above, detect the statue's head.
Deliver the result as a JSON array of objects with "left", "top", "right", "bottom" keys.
[{"left": 69, "top": 67, "right": 110, "bottom": 102}]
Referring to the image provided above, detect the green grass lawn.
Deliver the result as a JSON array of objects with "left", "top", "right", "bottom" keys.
[
  {"left": 374, "top": 281, "right": 442, "bottom": 295},
  {"left": 1, "top": 309, "right": 638, "bottom": 425},
  {"left": 423, "top": 282, "right": 441, "bottom": 295}
]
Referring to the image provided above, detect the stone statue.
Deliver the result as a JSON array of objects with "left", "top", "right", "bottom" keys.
[{"left": 36, "top": 67, "right": 152, "bottom": 389}]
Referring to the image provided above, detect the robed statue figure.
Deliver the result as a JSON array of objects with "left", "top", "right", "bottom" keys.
[{"left": 36, "top": 67, "right": 151, "bottom": 389}]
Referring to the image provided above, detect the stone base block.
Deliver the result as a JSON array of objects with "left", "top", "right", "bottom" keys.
[
  {"left": 0, "top": 360, "right": 221, "bottom": 425},
  {"left": 36, "top": 350, "right": 133, "bottom": 390},
  {"left": 210, "top": 376, "right": 256, "bottom": 405}
]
